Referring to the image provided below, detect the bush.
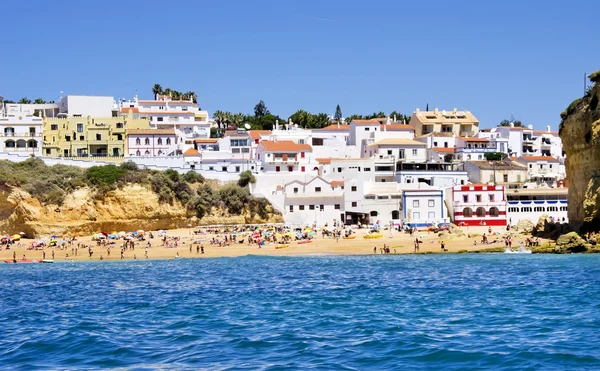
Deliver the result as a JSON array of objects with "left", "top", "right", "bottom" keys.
[
  {"left": 589, "top": 70, "right": 600, "bottom": 84},
  {"left": 218, "top": 184, "right": 250, "bottom": 214},
  {"left": 85, "top": 165, "right": 126, "bottom": 186},
  {"left": 163, "top": 169, "right": 180, "bottom": 183},
  {"left": 173, "top": 180, "right": 194, "bottom": 204},
  {"left": 484, "top": 152, "right": 504, "bottom": 161},
  {"left": 238, "top": 170, "right": 256, "bottom": 187},
  {"left": 183, "top": 171, "right": 205, "bottom": 184},
  {"left": 120, "top": 161, "right": 139, "bottom": 171}
]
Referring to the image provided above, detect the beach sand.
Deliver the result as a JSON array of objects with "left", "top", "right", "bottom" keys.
[{"left": 0, "top": 226, "right": 541, "bottom": 262}]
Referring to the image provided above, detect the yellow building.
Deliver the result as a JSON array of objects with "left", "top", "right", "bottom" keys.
[
  {"left": 410, "top": 108, "right": 480, "bottom": 137},
  {"left": 43, "top": 113, "right": 150, "bottom": 158}
]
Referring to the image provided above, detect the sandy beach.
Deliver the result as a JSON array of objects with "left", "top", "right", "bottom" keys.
[{"left": 0, "top": 225, "right": 540, "bottom": 263}]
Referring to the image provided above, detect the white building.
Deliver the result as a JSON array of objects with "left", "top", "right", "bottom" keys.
[
  {"left": 120, "top": 94, "right": 211, "bottom": 151},
  {"left": 506, "top": 187, "right": 569, "bottom": 225},
  {"left": 0, "top": 104, "right": 43, "bottom": 156},
  {"left": 59, "top": 95, "right": 117, "bottom": 117},
  {"left": 410, "top": 108, "right": 480, "bottom": 137},
  {"left": 464, "top": 160, "right": 528, "bottom": 185},
  {"left": 514, "top": 156, "right": 564, "bottom": 187},
  {"left": 255, "top": 140, "right": 314, "bottom": 173},
  {"left": 446, "top": 184, "right": 507, "bottom": 227},
  {"left": 495, "top": 124, "right": 562, "bottom": 158},
  {"left": 127, "top": 129, "right": 179, "bottom": 157}
]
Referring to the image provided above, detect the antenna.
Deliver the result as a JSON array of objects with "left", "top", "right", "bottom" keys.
[{"left": 244, "top": 123, "right": 251, "bottom": 130}]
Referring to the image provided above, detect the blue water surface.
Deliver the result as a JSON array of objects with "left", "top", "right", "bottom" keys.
[{"left": 1, "top": 254, "right": 600, "bottom": 370}]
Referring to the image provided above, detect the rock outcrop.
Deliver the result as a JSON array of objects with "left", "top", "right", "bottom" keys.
[
  {"left": 554, "top": 232, "right": 590, "bottom": 253},
  {"left": 0, "top": 185, "right": 281, "bottom": 237},
  {"left": 560, "top": 71, "right": 600, "bottom": 232}
]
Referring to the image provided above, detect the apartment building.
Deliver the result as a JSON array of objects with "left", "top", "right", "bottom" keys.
[
  {"left": 446, "top": 184, "right": 507, "bottom": 226},
  {"left": 410, "top": 108, "right": 479, "bottom": 137},
  {"left": 0, "top": 104, "right": 43, "bottom": 156}
]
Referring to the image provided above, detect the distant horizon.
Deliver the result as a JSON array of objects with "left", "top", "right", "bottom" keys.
[{"left": 3, "top": 0, "right": 599, "bottom": 131}]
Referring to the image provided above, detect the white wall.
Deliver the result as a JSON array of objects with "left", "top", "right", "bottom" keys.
[{"left": 61, "top": 96, "right": 115, "bottom": 117}]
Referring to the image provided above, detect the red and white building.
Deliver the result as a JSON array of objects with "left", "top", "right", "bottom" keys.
[
  {"left": 446, "top": 184, "right": 507, "bottom": 226},
  {"left": 255, "top": 140, "right": 314, "bottom": 173},
  {"left": 127, "top": 129, "right": 179, "bottom": 157}
]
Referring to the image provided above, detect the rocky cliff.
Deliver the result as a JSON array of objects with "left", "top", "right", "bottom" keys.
[
  {"left": 0, "top": 184, "right": 282, "bottom": 237},
  {"left": 560, "top": 71, "right": 600, "bottom": 231}
]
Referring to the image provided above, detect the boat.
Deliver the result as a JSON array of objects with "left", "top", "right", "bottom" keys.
[
  {"left": 297, "top": 240, "right": 312, "bottom": 244},
  {"left": 4, "top": 259, "right": 42, "bottom": 264},
  {"left": 41, "top": 259, "right": 54, "bottom": 263},
  {"left": 343, "top": 235, "right": 356, "bottom": 240},
  {"left": 275, "top": 244, "right": 289, "bottom": 249}
]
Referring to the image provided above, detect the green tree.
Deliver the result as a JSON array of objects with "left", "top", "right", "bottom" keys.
[
  {"left": 230, "top": 112, "right": 245, "bottom": 128},
  {"left": 307, "top": 113, "right": 330, "bottom": 129},
  {"left": 289, "top": 110, "right": 311, "bottom": 128},
  {"left": 213, "top": 110, "right": 228, "bottom": 135},
  {"left": 334, "top": 105, "right": 342, "bottom": 121},
  {"left": 152, "top": 84, "right": 163, "bottom": 97},
  {"left": 34, "top": 98, "right": 46, "bottom": 104},
  {"left": 18, "top": 97, "right": 32, "bottom": 104},
  {"left": 365, "top": 111, "right": 386, "bottom": 119},
  {"left": 2, "top": 100, "right": 15, "bottom": 104},
  {"left": 254, "top": 100, "right": 269, "bottom": 118},
  {"left": 257, "top": 114, "right": 284, "bottom": 130},
  {"left": 484, "top": 152, "right": 505, "bottom": 161},
  {"left": 346, "top": 114, "right": 364, "bottom": 122},
  {"left": 183, "top": 171, "right": 205, "bottom": 184},
  {"left": 85, "top": 165, "right": 126, "bottom": 185},
  {"left": 238, "top": 170, "right": 256, "bottom": 187},
  {"left": 498, "top": 119, "right": 524, "bottom": 127}
]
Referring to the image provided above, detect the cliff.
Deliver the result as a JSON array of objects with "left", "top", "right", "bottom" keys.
[
  {"left": 0, "top": 184, "right": 282, "bottom": 237},
  {"left": 559, "top": 71, "right": 600, "bottom": 231}
]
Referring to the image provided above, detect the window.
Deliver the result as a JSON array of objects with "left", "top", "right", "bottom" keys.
[
  {"left": 508, "top": 207, "right": 519, "bottom": 212},
  {"left": 65, "top": 136, "right": 70, "bottom": 142},
  {"left": 301, "top": 166, "right": 305, "bottom": 172},
  {"left": 547, "top": 206, "right": 558, "bottom": 212},
  {"left": 116, "top": 123, "right": 123, "bottom": 129},
  {"left": 299, "top": 205, "right": 305, "bottom": 210},
  {"left": 534, "top": 206, "right": 545, "bottom": 212},
  {"left": 288, "top": 166, "right": 293, "bottom": 172},
  {"left": 166, "top": 138, "right": 171, "bottom": 145},
  {"left": 144, "top": 150, "right": 150, "bottom": 155},
  {"left": 413, "top": 212, "right": 420, "bottom": 219},
  {"left": 320, "top": 205, "right": 324, "bottom": 211},
  {"left": 489, "top": 207, "right": 500, "bottom": 217},
  {"left": 136, "top": 150, "right": 141, "bottom": 156},
  {"left": 428, "top": 212, "right": 435, "bottom": 219},
  {"left": 301, "top": 152, "right": 305, "bottom": 158},
  {"left": 80, "top": 136, "right": 84, "bottom": 141},
  {"left": 489, "top": 194, "right": 495, "bottom": 202},
  {"left": 293, "top": 187, "right": 299, "bottom": 194},
  {"left": 312, "top": 138, "right": 324, "bottom": 146},
  {"left": 209, "top": 166, "right": 214, "bottom": 171},
  {"left": 521, "top": 206, "right": 532, "bottom": 212},
  {"left": 365, "top": 127, "right": 369, "bottom": 131},
  {"left": 412, "top": 149, "right": 417, "bottom": 155},
  {"left": 222, "top": 166, "right": 227, "bottom": 172},
  {"left": 387, "top": 150, "right": 392, "bottom": 155},
  {"left": 476, "top": 194, "right": 482, "bottom": 202},
  {"left": 276, "top": 166, "right": 280, "bottom": 172},
  {"left": 463, "top": 207, "right": 473, "bottom": 217},
  {"left": 413, "top": 200, "right": 419, "bottom": 208},
  {"left": 157, "top": 117, "right": 164, "bottom": 122},
  {"left": 144, "top": 138, "right": 150, "bottom": 145},
  {"left": 45, "top": 148, "right": 51, "bottom": 155},
  {"left": 352, "top": 202, "right": 357, "bottom": 207},
  {"left": 363, "top": 167, "right": 371, "bottom": 172},
  {"left": 309, "top": 205, "right": 315, "bottom": 210},
  {"left": 289, "top": 205, "right": 293, "bottom": 212},
  {"left": 135, "top": 138, "right": 141, "bottom": 145},
  {"left": 370, "top": 211, "right": 378, "bottom": 216},
  {"left": 77, "top": 123, "right": 83, "bottom": 133},
  {"left": 51, "top": 124, "right": 58, "bottom": 130},
  {"left": 315, "top": 187, "right": 321, "bottom": 192},
  {"left": 351, "top": 186, "right": 357, "bottom": 192},
  {"left": 463, "top": 195, "right": 468, "bottom": 203},
  {"left": 476, "top": 207, "right": 486, "bottom": 217},
  {"left": 433, "top": 142, "right": 438, "bottom": 147},
  {"left": 335, "top": 204, "right": 340, "bottom": 210},
  {"left": 503, "top": 174, "right": 509, "bottom": 183},
  {"left": 235, "top": 166, "right": 240, "bottom": 172},
  {"left": 428, "top": 199, "right": 435, "bottom": 207}
]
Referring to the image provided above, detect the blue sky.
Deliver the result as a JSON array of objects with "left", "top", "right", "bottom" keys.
[{"left": 2, "top": 0, "right": 599, "bottom": 129}]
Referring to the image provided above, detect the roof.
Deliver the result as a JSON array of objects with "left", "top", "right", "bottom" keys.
[
  {"left": 533, "top": 130, "right": 558, "bottom": 135},
  {"left": 517, "top": 156, "right": 559, "bottom": 162},
  {"left": 194, "top": 139, "right": 218, "bottom": 143},
  {"left": 412, "top": 109, "right": 479, "bottom": 124},
  {"left": 318, "top": 124, "right": 350, "bottom": 131},
  {"left": 353, "top": 119, "right": 383, "bottom": 125},
  {"left": 127, "top": 129, "right": 175, "bottom": 135},
  {"left": 466, "top": 160, "right": 527, "bottom": 171},
  {"left": 138, "top": 100, "right": 197, "bottom": 106},
  {"left": 224, "top": 130, "right": 249, "bottom": 138},
  {"left": 121, "top": 107, "right": 139, "bottom": 114},
  {"left": 459, "top": 137, "right": 489, "bottom": 142},
  {"left": 259, "top": 140, "right": 312, "bottom": 152},
  {"left": 368, "top": 138, "right": 426, "bottom": 147},
  {"left": 316, "top": 158, "right": 332, "bottom": 164},
  {"left": 380, "top": 124, "right": 415, "bottom": 131},
  {"left": 416, "top": 132, "right": 455, "bottom": 138},
  {"left": 138, "top": 111, "right": 196, "bottom": 115},
  {"left": 183, "top": 148, "right": 201, "bottom": 156},
  {"left": 248, "top": 130, "right": 271, "bottom": 139},
  {"left": 432, "top": 147, "right": 455, "bottom": 153},
  {"left": 331, "top": 180, "right": 344, "bottom": 187}
]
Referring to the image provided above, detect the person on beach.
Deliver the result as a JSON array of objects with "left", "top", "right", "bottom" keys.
[
  {"left": 43, "top": 250, "right": 46, "bottom": 260},
  {"left": 201, "top": 245, "right": 205, "bottom": 254},
  {"left": 100, "top": 255, "right": 104, "bottom": 261},
  {"left": 120, "top": 249, "right": 124, "bottom": 260},
  {"left": 441, "top": 241, "right": 447, "bottom": 252},
  {"left": 373, "top": 246, "right": 377, "bottom": 254},
  {"left": 52, "top": 250, "right": 55, "bottom": 260},
  {"left": 13, "top": 251, "right": 16, "bottom": 263},
  {"left": 189, "top": 244, "right": 192, "bottom": 254},
  {"left": 145, "top": 247, "right": 149, "bottom": 259}
]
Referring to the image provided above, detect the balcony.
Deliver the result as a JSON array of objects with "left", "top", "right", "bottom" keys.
[
  {"left": 459, "top": 131, "right": 475, "bottom": 137},
  {"left": 455, "top": 146, "right": 496, "bottom": 153},
  {"left": 0, "top": 132, "right": 42, "bottom": 138},
  {"left": 266, "top": 157, "right": 299, "bottom": 164},
  {"left": 522, "top": 136, "right": 535, "bottom": 143}
]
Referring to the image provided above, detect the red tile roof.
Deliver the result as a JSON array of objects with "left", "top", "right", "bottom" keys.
[
  {"left": 353, "top": 119, "right": 382, "bottom": 125},
  {"left": 248, "top": 130, "right": 271, "bottom": 139},
  {"left": 316, "top": 158, "right": 332, "bottom": 164},
  {"left": 127, "top": 129, "right": 175, "bottom": 135},
  {"left": 318, "top": 124, "right": 350, "bottom": 131},
  {"left": 194, "top": 139, "right": 218, "bottom": 143},
  {"left": 331, "top": 180, "right": 344, "bottom": 187},
  {"left": 459, "top": 137, "right": 489, "bottom": 142},
  {"left": 432, "top": 147, "right": 455, "bottom": 153},
  {"left": 183, "top": 148, "right": 201, "bottom": 156},
  {"left": 533, "top": 130, "right": 558, "bottom": 135},
  {"left": 121, "top": 107, "right": 139, "bottom": 113},
  {"left": 259, "top": 140, "right": 312, "bottom": 152}
]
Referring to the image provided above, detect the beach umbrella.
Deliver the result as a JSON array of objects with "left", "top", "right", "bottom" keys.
[
  {"left": 137, "top": 230, "right": 145, "bottom": 233},
  {"left": 51, "top": 235, "right": 58, "bottom": 239},
  {"left": 12, "top": 234, "right": 21, "bottom": 240},
  {"left": 19, "top": 232, "right": 25, "bottom": 235}
]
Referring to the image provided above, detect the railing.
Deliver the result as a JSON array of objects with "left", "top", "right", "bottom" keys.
[
  {"left": 0, "top": 133, "right": 42, "bottom": 137},
  {"left": 459, "top": 131, "right": 475, "bottom": 137}
]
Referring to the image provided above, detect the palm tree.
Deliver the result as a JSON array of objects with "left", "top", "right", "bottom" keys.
[
  {"left": 231, "top": 113, "right": 245, "bottom": 128},
  {"left": 34, "top": 98, "right": 46, "bottom": 104},
  {"left": 163, "top": 88, "right": 172, "bottom": 98},
  {"left": 213, "top": 110, "right": 227, "bottom": 136},
  {"left": 152, "top": 84, "right": 163, "bottom": 97},
  {"left": 184, "top": 91, "right": 197, "bottom": 103},
  {"left": 18, "top": 98, "right": 32, "bottom": 104}
]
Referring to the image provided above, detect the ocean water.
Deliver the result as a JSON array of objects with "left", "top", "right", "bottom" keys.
[{"left": 1, "top": 255, "right": 600, "bottom": 370}]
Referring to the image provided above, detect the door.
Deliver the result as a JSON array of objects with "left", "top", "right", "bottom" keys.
[{"left": 113, "top": 148, "right": 120, "bottom": 156}]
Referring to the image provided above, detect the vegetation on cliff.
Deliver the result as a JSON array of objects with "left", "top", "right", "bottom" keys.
[{"left": 0, "top": 158, "right": 277, "bottom": 221}]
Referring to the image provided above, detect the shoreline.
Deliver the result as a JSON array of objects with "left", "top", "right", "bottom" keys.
[{"left": 1, "top": 225, "right": 560, "bottom": 263}]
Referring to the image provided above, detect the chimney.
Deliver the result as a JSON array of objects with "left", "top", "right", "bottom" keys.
[
  {"left": 393, "top": 114, "right": 397, "bottom": 122},
  {"left": 434, "top": 108, "right": 438, "bottom": 114},
  {"left": 546, "top": 125, "right": 551, "bottom": 132},
  {"left": 275, "top": 119, "right": 279, "bottom": 130},
  {"left": 415, "top": 108, "right": 420, "bottom": 112},
  {"left": 386, "top": 116, "right": 391, "bottom": 125},
  {"left": 527, "top": 124, "right": 533, "bottom": 130},
  {"left": 510, "top": 122, "right": 514, "bottom": 128},
  {"left": 453, "top": 107, "right": 457, "bottom": 113},
  {"left": 337, "top": 122, "right": 340, "bottom": 128}
]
